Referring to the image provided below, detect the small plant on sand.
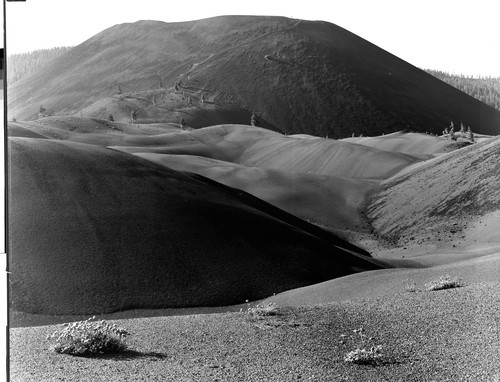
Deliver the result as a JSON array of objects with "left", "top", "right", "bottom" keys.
[
  {"left": 402, "top": 278, "right": 418, "bottom": 292},
  {"left": 246, "top": 302, "right": 279, "bottom": 318},
  {"left": 425, "top": 275, "right": 462, "bottom": 291},
  {"left": 343, "top": 327, "right": 383, "bottom": 365},
  {"left": 46, "top": 316, "right": 129, "bottom": 356}
]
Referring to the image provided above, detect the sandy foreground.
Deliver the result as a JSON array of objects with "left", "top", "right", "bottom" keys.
[{"left": 10, "top": 282, "right": 500, "bottom": 381}]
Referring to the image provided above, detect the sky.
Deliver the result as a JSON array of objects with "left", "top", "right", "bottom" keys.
[{"left": 5, "top": 0, "right": 500, "bottom": 76}]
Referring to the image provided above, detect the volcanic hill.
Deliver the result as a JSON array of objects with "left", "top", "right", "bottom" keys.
[{"left": 8, "top": 16, "right": 500, "bottom": 136}]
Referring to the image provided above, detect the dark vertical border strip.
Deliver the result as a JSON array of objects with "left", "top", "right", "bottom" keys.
[{"left": 3, "top": 0, "right": 9, "bottom": 380}]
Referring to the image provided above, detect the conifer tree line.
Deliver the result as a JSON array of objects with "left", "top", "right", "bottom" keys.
[
  {"left": 425, "top": 69, "right": 500, "bottom": 111},
  {"left": 7, "top": 47, "right": 73, "bottom": 84}
]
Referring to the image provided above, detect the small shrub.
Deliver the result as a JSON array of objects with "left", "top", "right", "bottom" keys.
[
  {"left": 46, "top": 316, "right": 129, "bottom": 356},
  {"left": 402, "top": 278, "right": 418, "bottom": 292},
  {"left": 343, "top": 328, "right": 383, "bottom": 365},
  {"left": 344, "top": 345, "right": 383, "bottom": 365},
  {"left": 425, "top": 275, "right": 462, "bottom": 291},
  {"left": 246, "top": 302, "right": 279, "bottom": 318}
]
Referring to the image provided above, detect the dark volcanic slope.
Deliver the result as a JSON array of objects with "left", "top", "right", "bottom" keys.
[
  {"left": 8, "top": 16, "right": 500, "bottom": 136},
  {"left": 8, "top": 137, "right": 383, "bottom": 315}
]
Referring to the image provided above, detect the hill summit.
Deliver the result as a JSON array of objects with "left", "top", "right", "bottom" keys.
[{"left": 8, "top": 15, "right": 500, "bottom": 136}]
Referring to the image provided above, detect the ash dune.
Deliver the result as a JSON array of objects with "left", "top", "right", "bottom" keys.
[
  {"left": 112, "top": 124, "right": 418, "bottom": 179},
  {"left": 8, "top": 16, "right": 500, "bottom": 136},
  {"left": 265, "top": 251, "right": 500, "bottom": 307},
  {"left": 342, "top": 131, "right": 471, "bottom": 156},
  {"left": 8, "top": 136, "right": 385, "bottom": 315},
  {"left": 8, "top": 117, "right": 179, "bottom": 145},
  {"left": 133, "top": 152, "right": 376, "bottom": 231}
]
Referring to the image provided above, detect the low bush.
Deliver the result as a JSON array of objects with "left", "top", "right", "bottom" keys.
[
  {"left": 246, "top": 302, "right": 279, "bottom": 318},
  {"left": 343, "top": 327, "right": 384, "bottom": 365},
  {"left": 46, "top": 316, "right": 129, "bottom": 356},
  {"left": 425, "top": 275, "right": 462, "bottom": 291}
]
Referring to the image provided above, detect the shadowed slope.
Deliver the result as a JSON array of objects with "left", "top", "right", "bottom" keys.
[
  {"left": 8, "top": 16, "right": 500, "bottom": 135},
  {"left": 133, "top": 152, "right": 376, "bottom": 231},
  {"left": 112, "top": 124, "right": 418, "bottom": 179},
  {"left": 8, "top": 137, "right": 384, "bottom": 315}
]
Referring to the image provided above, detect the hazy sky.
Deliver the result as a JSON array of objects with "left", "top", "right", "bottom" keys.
[{"left": 5, "top": 0, "right": 500, "bottom": 76}]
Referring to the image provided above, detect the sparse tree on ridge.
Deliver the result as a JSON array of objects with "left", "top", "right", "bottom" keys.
[
  {"left": 251, "top": 112, "right": 259, "bottom": 127},
  {"left": 467, "top": 126, "right": 475, "bottom": 142},
  {"left": 459, "top": 122, "right": 466, "bottom": 135},
  {"left": 449, "top": 126, "right": 456, "bottom": 141},
  {"left": 180, "top": 118, "right": 186, "bottom": 130},
  {"left": 130, "top": 110, "right": 137, "bottom": 123},
  {"left": 117, "top": 86, "right": 122, "bottom": 95}
]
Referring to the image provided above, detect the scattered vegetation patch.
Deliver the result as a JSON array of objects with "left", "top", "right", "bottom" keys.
[
  {"left": 46, "top": 316, "right": 130, "bottom": 356},
  {"left": 342, "top": 327, "right": 384, "bottom": 365},
  {"left": 245, "top": 302, "right": 279, "bottom": 318},
  {"left": 425, "top": 275, "right": 463, "bottom": 291}
]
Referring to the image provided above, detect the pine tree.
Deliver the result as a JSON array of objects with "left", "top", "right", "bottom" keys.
[
  {"left": 250, "top": 112, "right": 259, "bottom": 127},
  {"left": 459, "top": 123, "right": 465, "bottom": 135},
  {"left": 467, "top": 126, "right": 474, "bottom": 142},
  {"left": 449, "top": 126, "right": 456, "bottom": 141}
]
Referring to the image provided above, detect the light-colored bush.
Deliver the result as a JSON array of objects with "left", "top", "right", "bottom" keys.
[
  {"left": 343, "top": 327, "right": 383, "bottom": 365},
  {"left": 246, "top": 302, "right": 279, "bottom": 318},
  {"left": 46, "top": 316, "right": 129, "bottom": 356},
  {"left": 344, "top": 345, "right": 383, "bottom": 365},
  {"left": 425, "top": 275, "right": 462, "bottom": 291}
]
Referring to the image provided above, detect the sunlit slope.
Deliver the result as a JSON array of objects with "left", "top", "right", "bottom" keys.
[
  {"left": 342, "top": 131, "right": 471, "bottom": 156},
  {"left": 8, "top": 137, "right": 384, "bottom": 315},
  {"left": 112, "top": 124, "right": 418, "bottom": 179},
  {"left": 368, "top": 136, "right": 500, "bottom": 251}
]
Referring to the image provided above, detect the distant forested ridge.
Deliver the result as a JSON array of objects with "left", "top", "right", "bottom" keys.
[
  {"left": 7, "top": 47, "right": 73, "bottom": 84},
  {"left": 425, "top": 69, "right": 500, "bottom": 111}
]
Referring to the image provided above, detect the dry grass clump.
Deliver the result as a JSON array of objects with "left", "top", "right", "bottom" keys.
[
  {"left": 342, "top": 327, "right": 384, "bottom": 365},
  {"left": 246, "top": 302, "right": 279, "bottom": 318},
  {"left": 425, "top": 275, "right": 463, "bottom": 291},
  {"left": 46, "top": 316, "right": 129, "bottom": 356}
]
